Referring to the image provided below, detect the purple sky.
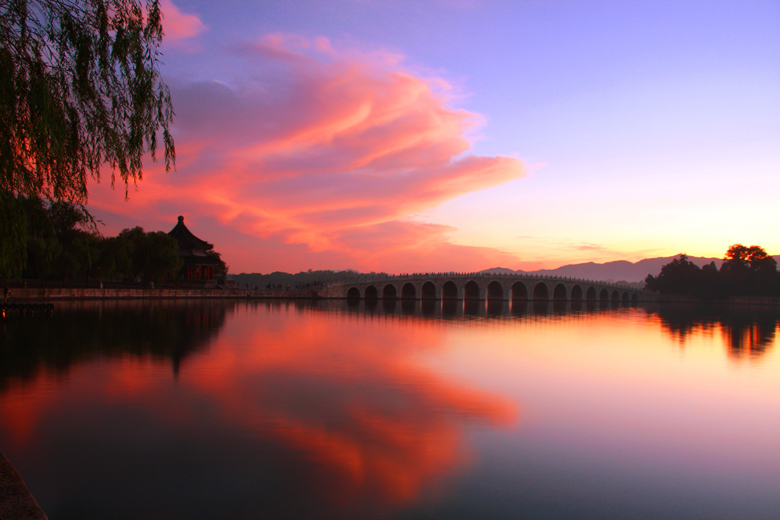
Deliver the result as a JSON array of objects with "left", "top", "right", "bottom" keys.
[{"left": 87, "top": 0, "right": 780, "bottom": 273}]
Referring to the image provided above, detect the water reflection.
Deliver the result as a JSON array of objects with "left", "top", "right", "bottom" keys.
[
  {"left": 346, "top": 297, "right": 636, "bottom": 318},
  {"left": 646, "top": 303, "right": 780, "bottom": 359},
  {"left": 0, "top": 299, "right": 232, "bottom": 389},
  {"left": 337, "top": 298, "right": 780, "bottom": 362},
  {"left": 1, "top": 300, "right": 778, "bottom": 519},
  {"left": 0, "top": 300, "right": 517, "bottom": 519}
]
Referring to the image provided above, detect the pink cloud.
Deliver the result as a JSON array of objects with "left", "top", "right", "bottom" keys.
[
  {"left": 87, "top": 36, "right": 525, "bottom": 273},
  {"left": 160, "top": 0, "right": 206, "bottom": 41}
]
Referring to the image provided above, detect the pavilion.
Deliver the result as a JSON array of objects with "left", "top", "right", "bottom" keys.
[{"left": 168, "top": 216, "right": 221, "bottom": 282}]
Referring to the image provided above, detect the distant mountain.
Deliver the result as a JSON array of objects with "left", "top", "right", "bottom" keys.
[
  {"left": 533, "top": 256, "right": 725, "bottom": 283},
  {"left": 233, "top": 256, "right": 780, "bottom": 287},
  {"left": 480, "top": 255, "right": 736, "bottom": 283},
  {"left": 481, "top": 267, "right": 520, "bottom": 275}
]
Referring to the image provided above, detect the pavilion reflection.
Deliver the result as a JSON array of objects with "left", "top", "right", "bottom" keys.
[{"left": 0, "top": 299, "right": 234, "bottom": 389}]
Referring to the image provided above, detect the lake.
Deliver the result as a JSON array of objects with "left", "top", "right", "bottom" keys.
[{"left": 1, "top": 299, "right": 778, "bottom": 519}]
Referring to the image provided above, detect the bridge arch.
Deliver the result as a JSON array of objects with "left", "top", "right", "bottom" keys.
[
  {"left": 533, "top": 282, "right": 549, "bottom": 301},
  {"left": 327, "top": 275, "right": 651, "bottom": 305},
  {"left": 511, "top": 281, "right": 528, "bottom": 300},
  {"left": 442, "top": 281, "right": 458, "bottom": 299},
  {"left": 383, "top": 284, "right": 398, "bottom": 299},
  {"left": 464, "top": 280, "right": 480, "bottom": 300},
  {"left": 487, "top": 281, "right": 504, "bottom": 300}
]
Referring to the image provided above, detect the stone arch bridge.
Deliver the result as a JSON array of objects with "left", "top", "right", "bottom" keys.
[{"left": 325, "top": 272, "right": 653, "bottom": 305}]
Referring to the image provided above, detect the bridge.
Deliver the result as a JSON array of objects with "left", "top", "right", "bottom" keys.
[{"left": 325, "top": 272, "right": 653, "bottom": 305}]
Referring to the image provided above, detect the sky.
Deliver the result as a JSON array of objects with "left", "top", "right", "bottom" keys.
[{"left": 86, "top": 0, "right": 780, "bottom": 274}]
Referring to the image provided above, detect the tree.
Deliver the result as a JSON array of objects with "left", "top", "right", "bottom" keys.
[
  {"left": 644, "top": 254, "right": 704, "bottom": 295},
  {"left": 646, "top": 246, "right": 779, "bottom": 298},
  {"left": 50, "top": 229, "right": 100, "bottom": 282},
  {"left": 0, "top": 191, "right": 29, "bottom": 277},
  {"left": 205, "top": 250, "right": 228, "bottom": 282},
  {"left": 96, "top": 234, "right": 132, "bottom": 281},
  {"left": 700, "top": 261, "right": 722, "bottom": 298},
  {"left": 720, "top": 244, "right": 778, "bottom": 296},
  {"left": 40, "top": 198, "right": 98, "bottom": 282},
  {"left": 0, "top": 0, "right": 175, "bottom": 277},
  {"left": 118, "top": 226, "right": 179, "bottom": 283},
  {"left": 140, "top": 230, "right": 180, "bottom": 283},
  {"left": 118, "top": 226, "right": 146, "bottom": 278},
  {"left": 20, "top": 194, "right": 59, "bottom": 281}
]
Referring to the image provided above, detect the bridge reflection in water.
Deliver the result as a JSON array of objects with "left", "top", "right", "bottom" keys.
[{"left": 341, "top": 296, "right": 639, "bottom": 318}]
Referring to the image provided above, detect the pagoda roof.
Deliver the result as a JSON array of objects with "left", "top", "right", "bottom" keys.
[{"left": 168, "top": 216, "right": 213, "bottom": 251}]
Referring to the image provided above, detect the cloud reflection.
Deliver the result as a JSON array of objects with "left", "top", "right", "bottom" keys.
[
  {"left": 184, "top": 302, "right": 517, "bottom": 509},
  {"left": 0, "top": 301, "right": 516, "bottom": 518}
]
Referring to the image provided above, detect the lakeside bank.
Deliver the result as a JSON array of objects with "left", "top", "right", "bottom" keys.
[
  {"left": 3, "top": 287, "right": 321, "bottom": 300},
  {"left": 4, "top": 287, "right": 780, "bottom": 307},
  {"left": 0, "top": 451, "right": 47, "bottom": 520}
]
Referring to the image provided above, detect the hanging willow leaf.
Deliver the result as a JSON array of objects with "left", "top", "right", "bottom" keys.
[{"left": 0, "top": 0, "right": 175, "bottom": 278}]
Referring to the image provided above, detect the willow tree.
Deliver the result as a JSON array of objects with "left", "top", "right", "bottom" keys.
[{"left": 0, "top": 0, "right": 175, "bottom": 277}]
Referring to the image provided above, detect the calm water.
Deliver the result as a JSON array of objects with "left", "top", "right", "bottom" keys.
[{"left": 1, "top": 299, "right": 778, "bottom": 519}]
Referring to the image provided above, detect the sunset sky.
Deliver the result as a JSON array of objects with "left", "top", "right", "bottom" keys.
[{"left": 86, "top": 0, "right": 780, "bottom": 274}]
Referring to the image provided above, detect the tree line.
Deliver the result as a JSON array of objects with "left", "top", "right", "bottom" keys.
[
  {"left": 2, "top": 195, "right": 188, "bottom": 285},
  {"left": 644, "top": 244, "right": 779, "bottom": 298},
  {"left": 229, "top": 270, "right": 382, "bottom": 290}
]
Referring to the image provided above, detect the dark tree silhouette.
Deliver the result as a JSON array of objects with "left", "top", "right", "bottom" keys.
[
  {"left": 720, "top": 244, "right": 777, "bottom": 296},
  {"left": 8, "top": 198, "right": 183, "bottom": 285},
  {"left": 118, "top": 226, "right": 181, "bottom": 284},
  {"left": 645, "top": 245, "right": 779, "bottom": 298},
  {"left": 644, "top": 254, "right": 705, "bottom": 295}
]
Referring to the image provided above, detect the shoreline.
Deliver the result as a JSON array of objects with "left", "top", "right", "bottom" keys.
[
  {"left": 2, "top": 287, "right": 780, "bottom": 307},
  {"left": 2, "top": 287, "right": 321, "bottom": 300},
  {"left": 0, "top": 451, "right": 47, "bottom": 520}
]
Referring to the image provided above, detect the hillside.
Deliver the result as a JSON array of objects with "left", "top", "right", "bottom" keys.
[
  {"left": 231, "top": 255, "right": 780, "bottom": 287},
  {"left": 482, "top": 256, "right": 727, "bottom": 283}
]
